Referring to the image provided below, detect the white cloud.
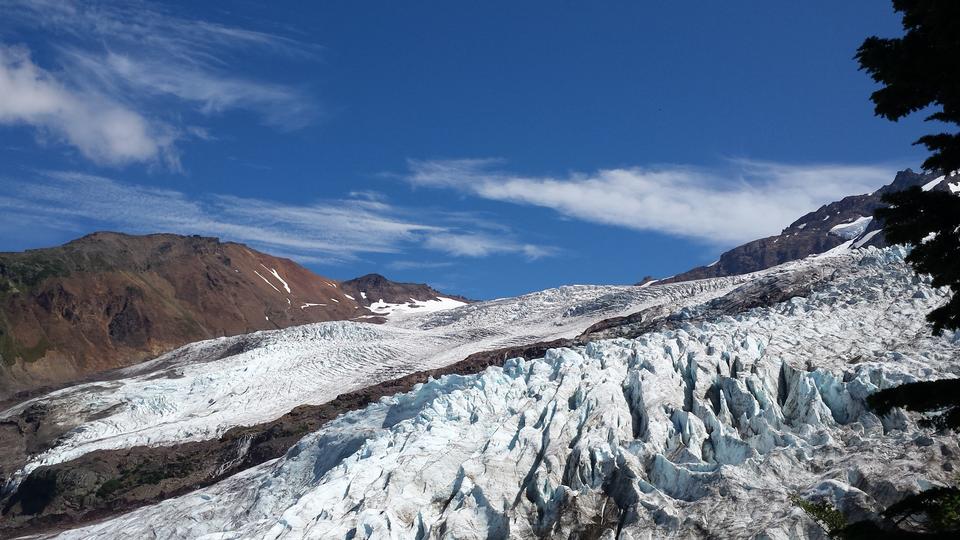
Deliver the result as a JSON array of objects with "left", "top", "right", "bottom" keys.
[
  {"left": 347, "top": 190, "right": 388, "bottom": 202},
  {"left": 423, "top": 233, "right": 556, "bottom": 259},
  {"left": 387, "top": 260, "right": 454, "bottom": 270},
  {"left": 406, "top": 158, "right": 898, "bottom": 245},
  {"left": 0, "top": 46, "right": 175, "bottom": 166},
  {"left": 61, "top": 48, "right": 313, "bottom": 130},
  {"left": 0, "top": 0, "right": 317, "bottom": 166},
  {"left": 2, "top": 0, "right": 312, "bottom": 60},
  {"left": 0, "top": 171, "right": 554, "bottom": 264}
]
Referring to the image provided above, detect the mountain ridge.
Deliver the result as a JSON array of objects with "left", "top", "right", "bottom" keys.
[
  {"left": 340, "top": 273, "right": 472, "bottom": 306},
  {"left": 655, "top": 169, "right": 950, "bottom": 284},
  {"left": 0, "top": 232, "right": 461, "bottom": 398}
]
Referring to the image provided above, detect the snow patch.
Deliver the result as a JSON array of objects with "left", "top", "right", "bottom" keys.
[
  {"left": 253, "top": 270, "right": 281, "bottom": 294},
  {"left": 829, "top": 216, "right": 872, "bottom": 239},
  {"left": 922, "top": 175, "right": 945, "bottom": 191},
  {"left": 269, "top": 267, "right": 291, "bottom": 293},
  {"left": 367, "top": 296, "right": 467, "bottom": 318},
  {"left": 852, "top": 229, "right": 881, "bottom": 249}
]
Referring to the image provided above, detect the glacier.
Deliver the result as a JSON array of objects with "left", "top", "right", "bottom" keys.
[
  {"left": 41, "top": 245, "right": 960, "bottom": 539},
  {"left": 1, "top": 272, "right": 751, "bottom": 493}
]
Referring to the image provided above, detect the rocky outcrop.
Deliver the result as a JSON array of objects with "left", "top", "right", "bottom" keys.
[
  {"left": 0, "top": 232, "right": 365, "bottom": 398},
  {"left": 340, "top": 273, "right": 471, "bottom": 306},
  {"left": 659, "top": 169, "right": 942, "bottom": 283},
  {"left": 0, "top": 234, "right": 466, "bottom": 400}
]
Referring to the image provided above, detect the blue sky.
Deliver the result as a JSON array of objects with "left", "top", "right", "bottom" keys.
[{"left": 0, "top": 0, "right": 933, "bottom": 299}]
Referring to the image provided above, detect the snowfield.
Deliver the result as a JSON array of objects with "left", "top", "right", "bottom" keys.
[
  {"left": 367, "top": 296, "right": 468, "bottom": 317},
  {"left": 38, "top": 245, "right": 960, "bottom": 539},
  {"left": 1, "top": 269, "right": 753, "bottom": 491},
  {"left": 827, "top": 215, "right": 872, "bottom": 239}
]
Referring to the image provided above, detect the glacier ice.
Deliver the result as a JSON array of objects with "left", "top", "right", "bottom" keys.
[
  {"left": 49, "top": 246, "right": 960, "bottom": 539},
  {"left": 1, "top": 274, "right": 752, "bottom": 494}
]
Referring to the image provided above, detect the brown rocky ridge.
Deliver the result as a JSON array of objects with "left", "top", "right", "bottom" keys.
[
  {"left": 340, "top": 273, "right": 471, "bottom": 307},
  {"left": 0, "top": 232, "right": 463, "bottom": 400}
]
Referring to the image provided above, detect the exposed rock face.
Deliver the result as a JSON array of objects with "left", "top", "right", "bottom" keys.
[
  {"left": 661, "top": 169, "right": 942, "bottom": 283},
  {"left": 0, "top": 232, "right": 365, "bottom": 398},
  {"left": 340, "top": 273, "right": 471, "bottom": 306}
]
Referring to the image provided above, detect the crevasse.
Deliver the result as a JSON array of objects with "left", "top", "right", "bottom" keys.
[{"left": 55, "top": 246, "right": 960, "bottom": 539}]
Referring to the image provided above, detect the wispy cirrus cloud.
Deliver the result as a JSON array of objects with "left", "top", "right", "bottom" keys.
[
  {"left": 0, "top": 0, "right": 317, "bottom": 167},
  {"left": 0, "top": 0, "right": 307, "bottom": 54},
  {"left": 0, "top": 171, "right": 555, "bottom": 264},
  {"left": 405, "top": 158, "right": 899, "bottom": 245},
  {"left": 0, "top": 46, "right": 177, "bottom": 167},
  {"left": 424, "top": 233, "right": 556, "bottom": 259},
  {"left": 60, "top": 48, "right": 314, "bottom": 131},
  {"left": 387, "top": 260, "right": 455, "bottom": 271}
]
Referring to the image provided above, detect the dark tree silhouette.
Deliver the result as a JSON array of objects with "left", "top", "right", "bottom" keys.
[
  {"left": 868, "top": 378, "right": 960, "bottom": 430},
  {"left": 831, "top": 2, "right": 960, "bottom": 537},
  {"left": 857, "top": 1, "right": 960, "bottom": 336},
  {"left": 875, "top": 187, "right": 960, "bottom": 335},
  {"left": 856, "top": 0, "right": 960, "bottom": 334},
  {"left": 856, "top": 0, "right": 960, "bottom": 173}
]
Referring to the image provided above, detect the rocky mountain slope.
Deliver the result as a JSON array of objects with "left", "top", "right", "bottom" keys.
[
  {"left": 340, "top": 273, "right": 470, "bottom": 318},
  {"left": 341, "top": 273, "right": 470, "bottom": 306},
  {"left": 3, "top": 245, "right": 956, "bottom": 538},
  {"left": 0, "top": 233, "right": 459, "bottom": 399},
  {"left": 661, "top": 169, "right": 958, "bottom": 283}
]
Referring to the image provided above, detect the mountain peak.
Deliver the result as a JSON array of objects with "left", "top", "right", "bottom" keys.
[
  {"left": 341, "top": 273, "right": 469, "bottom": 306},
  {"left": 653, "top": 168, "right": 940, "bottom": 284},
  {"left": 0, "top": 232, "right": 365, "bottom": 397}
]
